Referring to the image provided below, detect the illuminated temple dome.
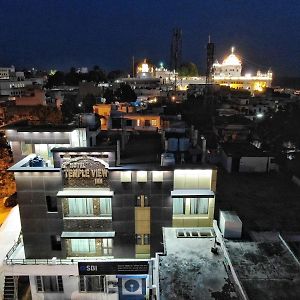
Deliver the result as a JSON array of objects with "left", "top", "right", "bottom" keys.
[
  {"left": 136, "top": 59, "right": 154, "bottom": 78},
  {"left": 213, "top": 46, "right": 273, "bottom": 92},
  {"left": 222, "top": 47, "right": 241, "bottom": 66}
]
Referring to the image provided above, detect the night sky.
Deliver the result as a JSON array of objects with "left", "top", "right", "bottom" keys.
[{"left": 0, "top": 0, "right": 299, "bottom": 76}]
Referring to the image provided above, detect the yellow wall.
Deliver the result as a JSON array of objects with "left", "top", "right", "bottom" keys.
[
  {"left": 93, "top": 104, "right": 111, "bottom": 130},
  {"left": 135, "top": 207, "right": 150, "bottom": 258}
]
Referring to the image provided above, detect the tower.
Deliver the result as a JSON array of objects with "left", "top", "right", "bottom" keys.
[
  {"left": 170, "top": 28, "right": 182, "bottom": 71},
  {"left": 206, "top": 35, "right": 215, "bottom": 84}
]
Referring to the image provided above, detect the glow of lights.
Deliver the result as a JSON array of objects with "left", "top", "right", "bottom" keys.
[
  {"left": 141, "top": 63, "right": 149, "bottom": 73},
  {"left": 222, "top": 47, "right": 241, "bottom": 66},
  {"left": 256, "top": 113, "right": 264, "bottom": 119},
  {"left": 160, "top": 62, "right": 164, "bottom": 68},
  {"left": 171, "top": 96, "right": 176, "bottom": 101},
  {"left": 245, "top": 73, "right": 252, "bottom": 78}
]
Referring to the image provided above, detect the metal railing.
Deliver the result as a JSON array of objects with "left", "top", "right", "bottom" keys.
[
  {"left": 5, "top": 256, "right": 114, "bottom": 265},
  {"left": 5, "top": 232, "right": 22, "bottom": 259}
]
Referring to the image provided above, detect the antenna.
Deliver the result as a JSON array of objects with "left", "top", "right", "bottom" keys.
[
  {"left": 206, "top": 35, "right": 215, "bottom": 85},
  {"left": 132, "top": 56, "right": 135, "bottom": 78}
]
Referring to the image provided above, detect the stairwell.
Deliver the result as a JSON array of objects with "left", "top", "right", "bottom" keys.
[{"left": 3, "top": 276, "right": 17, "bottom": 300}]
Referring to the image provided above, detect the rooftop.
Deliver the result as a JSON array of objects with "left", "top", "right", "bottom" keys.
[
  {"left": 159, "top": 227, "right": 238, "bottom": 300},
  {"left": 222, "top": 142, "right": 272, "bottom": 157},
  {"left": 3, "top": 120, "right": 79, "bottom": 132},
  {"left": 226, "top": 240, "right": 300, "bottom": 300}
]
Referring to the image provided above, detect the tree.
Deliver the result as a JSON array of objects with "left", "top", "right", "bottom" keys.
[
  {"left": 115, "top": 83, "right": 136, "bottom": 102},
  {"left": 46, "top": 71, "right": 65, "bottom": 88},
  {"left": 65, "top": 67, "right": 80, "bottom": 86},
  {"left": 87, "top": 67, "right": 107, "bottom": 83},
  {"left": 61, "top": 95, "right": 81, "bottom": 122},
  {"left": 178, "top": 62, "right": 199, "bottom": 77},
  {"left": 255, "top": 103, "right": 300, "bottom": 152},
  {"left": 82, "top": 94, "right": 97, "bottom": 113},
  {"left": 103, "top": 88, "right": 114, "bottom": 103},
  {"left": 107, "top": 70, "right": 126, "bottom": 81}
]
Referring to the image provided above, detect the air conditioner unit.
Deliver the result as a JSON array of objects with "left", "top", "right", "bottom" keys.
[{"left": 122, "top": 278, "right": 142, "bottom": 295}]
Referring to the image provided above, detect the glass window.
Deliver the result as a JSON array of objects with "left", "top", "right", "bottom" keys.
[
  {"left": 71, "top": 239, "right": 96, "bottom": 254},
  {"left": 135, "top": 195, "right": 149, "bottom": 207},
  {"left": 79, "top": 276, "right": 104, "bottom": 292},
  {"left": 190, "top": 198, "right": 209, "bottom": 214},
  {"left": 46, "top": 196, "right": 57, "bottom": 212},
  {"left": 100, "top": 198, "right": 112, "bottom": 216},
  {"left": 137, "top": 171, "right": 147, "bottom": 182},
  {"left": 51, "top": 235, "right": 61, "bottom": 251},
  {"left": 151, "top": 119, "right": 157, "bottom": 126},
  {"left": 121, "top": 171, "right": 132, "bottom": 182},
  {"left": 102, "top": 238, "right": 113, "bottom": 255},
  {"left": 21, "top": 142, "right": 33, "bottom": 155},
  {"left": 144, "top": 234, "right": 150, "bottom": 245},
  {"left": 36, "top": 276, "right": 63, "bottom": 293},
  {"left": 152, "top": 171, "right": 163, "bottom": 182},
  {"left": 173, "top": 198, "right": 184, "bottom": 214},
  {"left": 136, "top": 234, "right": 143, "bottom": 245},
  {"left": 34, "top": 144, "right": 48, "bottom": 160},
  {"left": 68, "top": 198, "right": 93, "bottom": 216}
]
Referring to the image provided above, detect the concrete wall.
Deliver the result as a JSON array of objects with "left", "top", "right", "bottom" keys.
[
  {"left": 220, "top": 149, "right": 232, "bottom": 173},
  {"left": 239, "top": 157, "right": 269, "bottom": 172},
  {"left": 29, "top": 275, "right": 118, "bottom": 300},
  {"left": 14, "top": 171, "right": 63, "bottom": 259}
]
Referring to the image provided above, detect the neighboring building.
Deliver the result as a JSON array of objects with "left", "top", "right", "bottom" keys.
[
  {"left": 78, "top": 81, "right": 105, "bottom": 98},
  {"left": 213, "top": 47, "right": 272, "bottom": 92},
  {"left": 15, "top": 86, "right": 46, "bottom": 106},
  {"left": 220, "top": 142, "right": 278, "bottom": 173},
  {"left": 0, "top": 66, "right": 15, "bottom": 79},
  {"left": 93, "top": 103, "right": 161, "bottom": 132}
]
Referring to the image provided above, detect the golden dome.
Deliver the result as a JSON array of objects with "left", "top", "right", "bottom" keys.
[{"left": 222, "top": 47, "right": 241, "bottom": 66}]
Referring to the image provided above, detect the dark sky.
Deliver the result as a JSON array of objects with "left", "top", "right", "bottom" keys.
[{"left": 0, "top": 0, "right": 299, "bottom": 76}]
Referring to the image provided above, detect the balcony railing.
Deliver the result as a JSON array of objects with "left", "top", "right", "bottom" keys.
[{"left": 5, "top": 256, "right": 114, "bottom": 265}]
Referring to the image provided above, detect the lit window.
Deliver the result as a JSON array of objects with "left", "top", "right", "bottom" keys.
[
  {"left": 137, "top": 171, "right": 147, "bottom": 182},
  {"left": 152, "top": 171, "right": 163, "bottom": 182},
  {"left": 135, "top": 234, "right": 150, "bottom": 245},
  {"left": 121, "top": 171, "right": 132, "bottom": 182},
  {"left": 151, "top": 119, "right": 157, "bottom": 126},
  {"left": 173, "top": 197, "right": 209, "bottom": 215},
  {"left": 135, "top": 195, "right": 149, "bottom": 207},
  {"left": 68, "top": 198, "right": 93, "bottom": 216}
]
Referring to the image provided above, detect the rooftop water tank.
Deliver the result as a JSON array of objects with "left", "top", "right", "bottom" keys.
[
  {"left": 29, "top": 156, "right": 45, "bottom": 167},
  {"left": 219, "top": 211, "right": 242, "bottom": 239},
  {"left": 179, "top": 138, "right": 190, "bottom": 152},
  {"left": 161, "top": 153, "right": 175, "bottom": 166},
  {"left": 168, "top": 138, "right": 178, "bottom": 152}
]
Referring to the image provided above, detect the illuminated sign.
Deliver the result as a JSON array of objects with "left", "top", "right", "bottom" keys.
[
  {"left": 62, "top": 156, "right": 109, "bottom": 187},
  {"left": 78, "top": 261, "right": 149, "bottom": 275}
]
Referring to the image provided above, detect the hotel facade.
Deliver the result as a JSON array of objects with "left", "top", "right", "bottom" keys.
[{"left": 4, "top": 138, "right": 217, "bottom": 299}]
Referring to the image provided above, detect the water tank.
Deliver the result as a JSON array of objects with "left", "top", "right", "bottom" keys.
[
  {"left": 29, "top": 156, "right": 45, "bottom": 167},
  {"left": 179, "top": 138, "right": 190, "bottom": 152},
  {"left": 168, "top": 138, "right": 178, "bottom": 152},
  {"left": 219, "top": 211, "right": 242, "bottom": 239},
  {"left": 161, "top": 153, "right": 175, "bottom": 166}
]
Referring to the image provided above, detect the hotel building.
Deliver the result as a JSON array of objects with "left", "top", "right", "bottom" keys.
[{"left": 3, "top": 134, "right": 217, "bottom": 298}]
